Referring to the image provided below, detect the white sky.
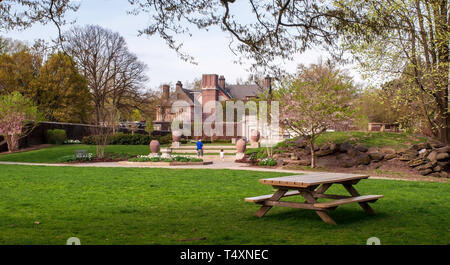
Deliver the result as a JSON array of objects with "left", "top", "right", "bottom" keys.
[{"left": 1, "top": 0, "right": 363, "bottom": 91}]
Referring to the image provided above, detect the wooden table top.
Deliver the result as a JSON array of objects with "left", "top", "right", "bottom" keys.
[{"left": 259, "top": 173, "right": 370, "bottom": 188}]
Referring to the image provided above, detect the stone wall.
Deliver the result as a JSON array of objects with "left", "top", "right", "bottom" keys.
[{"left": 273, "top": 137, "right": 449, "bottom": 178}]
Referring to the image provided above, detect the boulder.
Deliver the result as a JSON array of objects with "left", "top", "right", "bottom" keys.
[
  {"left": 384, "top": 153, "right": 397, "bottom": 160},
  {"left": 290, "top": 155, "right": 300, "bottom": 160},
  {"left": 416, "top": 162, "right": 434, "bottom": 171},
  {"left": 295, "top": 136, "right": 310, "bottom": 147},
  {"left": 355, "top": 144, "right": 368, "bottom": 153},
  {"left": 329, "top": 143, "right": 339, "bottom": 152},
  {"left": 413, "top": 143, "right": 431, "bottom": 150},
  {"left": 276, "top": 159, "right": 286, "bottom": 166},
  {"left": 436, "top": 152, "right": 449, "bottom": 161},
  {"left": 356, "top": 154, "right": 371, "bottom": 165},
  {"left": 427, "top": 151, "right": 438, "bottom": 161},
  {"left": 369, "top": 152, "right": 385, "bottom": 161},
  {"left": 437, "top": 161, "right": 449, "bottom": 170},
  {"left": 440, "top": 171, "right": 449, "bottom": 178},
  {"left": 399, "top": 150, "right": 418, "bottom": 161},
  {"left": 372, "top": 162, "right": 382, "bottom": 169},
  {"left": 339, "top": 142, "right": 353, "bottom": 153},
  {"left": 298, "top": 159, "right": 311, "bottom": 166},
  {"left": 381, "top": 147, "right": 396, "bottom": 154},
  {"left": 367, "top": 147, "right": 380, "bottom": 153},
  {"left": 320, "top": 143, "right": 331, "bottom": 151},
  {"left": 407, "top": 158, "right": 426, "bottom": 168},
  {"left": 429, "top": 140, "right": 445, "bottom": 148},
  {"left": 433, "top": 166, "right": 442, "bottom": 172},
  {"left": 436, "top": 146, "right": 450, "bottom": 153},
  {"left": 341, "top": 160, "right": 357, "bottom": 168},
  {"left": 316, "top": 149, "right": 336, "bottom": 157},
  {"left": 419, "top": 168, "right": 433, "bottom": 176}
]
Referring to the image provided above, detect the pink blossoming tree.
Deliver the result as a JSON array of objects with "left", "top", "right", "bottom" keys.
[
  {"left": 0, "top": 92, "right": 41, "bottom": 152},
  {"left": 275, "top": 62, "right": 355, "bottom": 168}
]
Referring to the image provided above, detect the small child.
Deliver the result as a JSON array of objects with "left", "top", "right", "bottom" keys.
[{"left": 219, "top": 149, "right": 225, "bottom": 161}]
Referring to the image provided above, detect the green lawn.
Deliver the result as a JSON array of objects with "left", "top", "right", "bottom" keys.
[
  {"left": 314, "top": 131, "right": 427, "bottom": 149},
  {"left": 0, "top": 164, "right": 448, "bottom": 245},
  {"left": 0, "top": 145, "right": 150, "bottom": 163},
  {"left": 0, "top": 144, "right": 237, "bottom": 163}
]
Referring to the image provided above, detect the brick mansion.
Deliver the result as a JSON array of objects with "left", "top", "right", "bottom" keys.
[{"left": 153, "top": 74, "right": 276, "bottom": 140}]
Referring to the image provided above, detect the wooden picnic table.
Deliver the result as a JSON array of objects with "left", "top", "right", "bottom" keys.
[{"left": 245, "top": 173, "right": 383, "bottom": 225}]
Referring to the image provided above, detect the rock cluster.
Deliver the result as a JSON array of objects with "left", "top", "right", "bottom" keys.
[{"left": 273, "top": 137, "right": 449, "bottom": 178}]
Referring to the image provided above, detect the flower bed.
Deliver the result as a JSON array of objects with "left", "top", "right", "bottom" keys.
[{"left": 121, "top": 155, "right": 212, "bottom": 166}]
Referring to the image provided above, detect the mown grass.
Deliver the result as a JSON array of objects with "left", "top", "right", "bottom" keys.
[
  {"left": 314, "top": 131, "right": 427, "bottom": 149},
  {"left": 0, "top": 164, "right": 448, "bottom": 245},
  {"left": 0, "top": 145, "right": 149, "bottom": 163},
  {"left": 0, "top": 144, "right": 229, "bottom": 163}
]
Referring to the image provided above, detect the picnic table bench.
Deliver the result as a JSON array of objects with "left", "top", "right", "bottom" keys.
[{"left": 245, "top": 173, "right": 383, "bottom": 225}]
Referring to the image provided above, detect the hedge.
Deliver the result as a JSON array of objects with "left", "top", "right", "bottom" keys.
[
  {"left": 82, "top": 133, "right": 171, "bottom": 145},
  {"left": 46, "top": 129, "right": 67, "bottom": 145}
]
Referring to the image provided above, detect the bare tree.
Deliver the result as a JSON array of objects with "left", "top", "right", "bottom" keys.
[
  {"left": 0, "top": 0, "right": 78, "bottom": 42},
  {"left": 63, "top": 25, "right": 148, "bottom": 125},
  {"left": 128, "top": 0, "right": 449, "bottom": 143}
]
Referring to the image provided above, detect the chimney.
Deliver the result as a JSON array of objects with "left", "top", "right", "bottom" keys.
[
  {"left": 218, "top": 75, "right": 225, "bottom": 89},
  {"left": 264, "top": 75, "right": 272, "bottom": 90},
  {"left": 162, "top": 84, "right": 170, "bottom": 100},
  {"left": 202, "top": 74, "right": 218, "bottom": 89},
  {"left": 175, "top": 81, "right": 183, "bottom": 91}
]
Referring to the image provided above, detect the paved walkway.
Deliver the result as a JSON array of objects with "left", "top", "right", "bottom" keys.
[{"left": 0, "top": 160, "right": 417, "bottom": 181}]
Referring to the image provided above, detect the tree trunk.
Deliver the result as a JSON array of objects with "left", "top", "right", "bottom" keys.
[
  {"left": 438, "top": 114, "right": 450, "bottom": 144},
  {"left": 310, "top": 142, "right": 315, "bottom": 168},
  {"left": 6, "top": 135, "right": 19, "bottom": 152}
]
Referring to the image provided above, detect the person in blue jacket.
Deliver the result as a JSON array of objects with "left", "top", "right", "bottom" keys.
[{"left": 196, "top": 139, "right": 203, "bottom": 157}]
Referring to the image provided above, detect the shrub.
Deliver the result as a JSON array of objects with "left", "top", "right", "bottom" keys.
[
  {"left": 81, "top": 135, "right": 104, "bottom": 145},
  {"left": 109, "top": 132, "right": 150, "bottom": 145},
  {"left": 82, "top": 133, "right": 172, "bottom": 145},
  {"left": 157, "top": 134, "right": 172, "bottom": 145},
  {"left": 46, "top": 129, "right": 67, "bottom": 145},
  {"left": 258, "top": 157, "right": 277, "bottom": 167}
]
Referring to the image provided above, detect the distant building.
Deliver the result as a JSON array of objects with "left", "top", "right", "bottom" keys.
[
  {"left": 153, "top": 74, "right": 273, "bottom": 140},
  {"left": 368, "top": 122, "right": 401, "bottom": 132}
]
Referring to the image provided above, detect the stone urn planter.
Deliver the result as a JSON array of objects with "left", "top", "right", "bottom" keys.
[
  {"left": 172, "top": 130, "right": 182, "bottom": 142},
  {"left": 236, "top": 139, "right": 246, "bottom": 159},
  {"left": 250, "top": 130, "right": 260, "bottom": 143},
  {"left": 149, "top": 140, "right": 160, "bottom": 154}
]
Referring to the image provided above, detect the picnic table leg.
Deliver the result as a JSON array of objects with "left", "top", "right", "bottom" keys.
[
  {"left": 343, "top": 184, "right": 375, "bottom": 214},
  {"left": 299, "top": 189, "right": 337, "bottom": 225},
  {"left": 314, "top": 183, "right": 332, "bottom": 196},
  {"left": 255, "top": 189, "right": 287, "bottom": 218}
]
